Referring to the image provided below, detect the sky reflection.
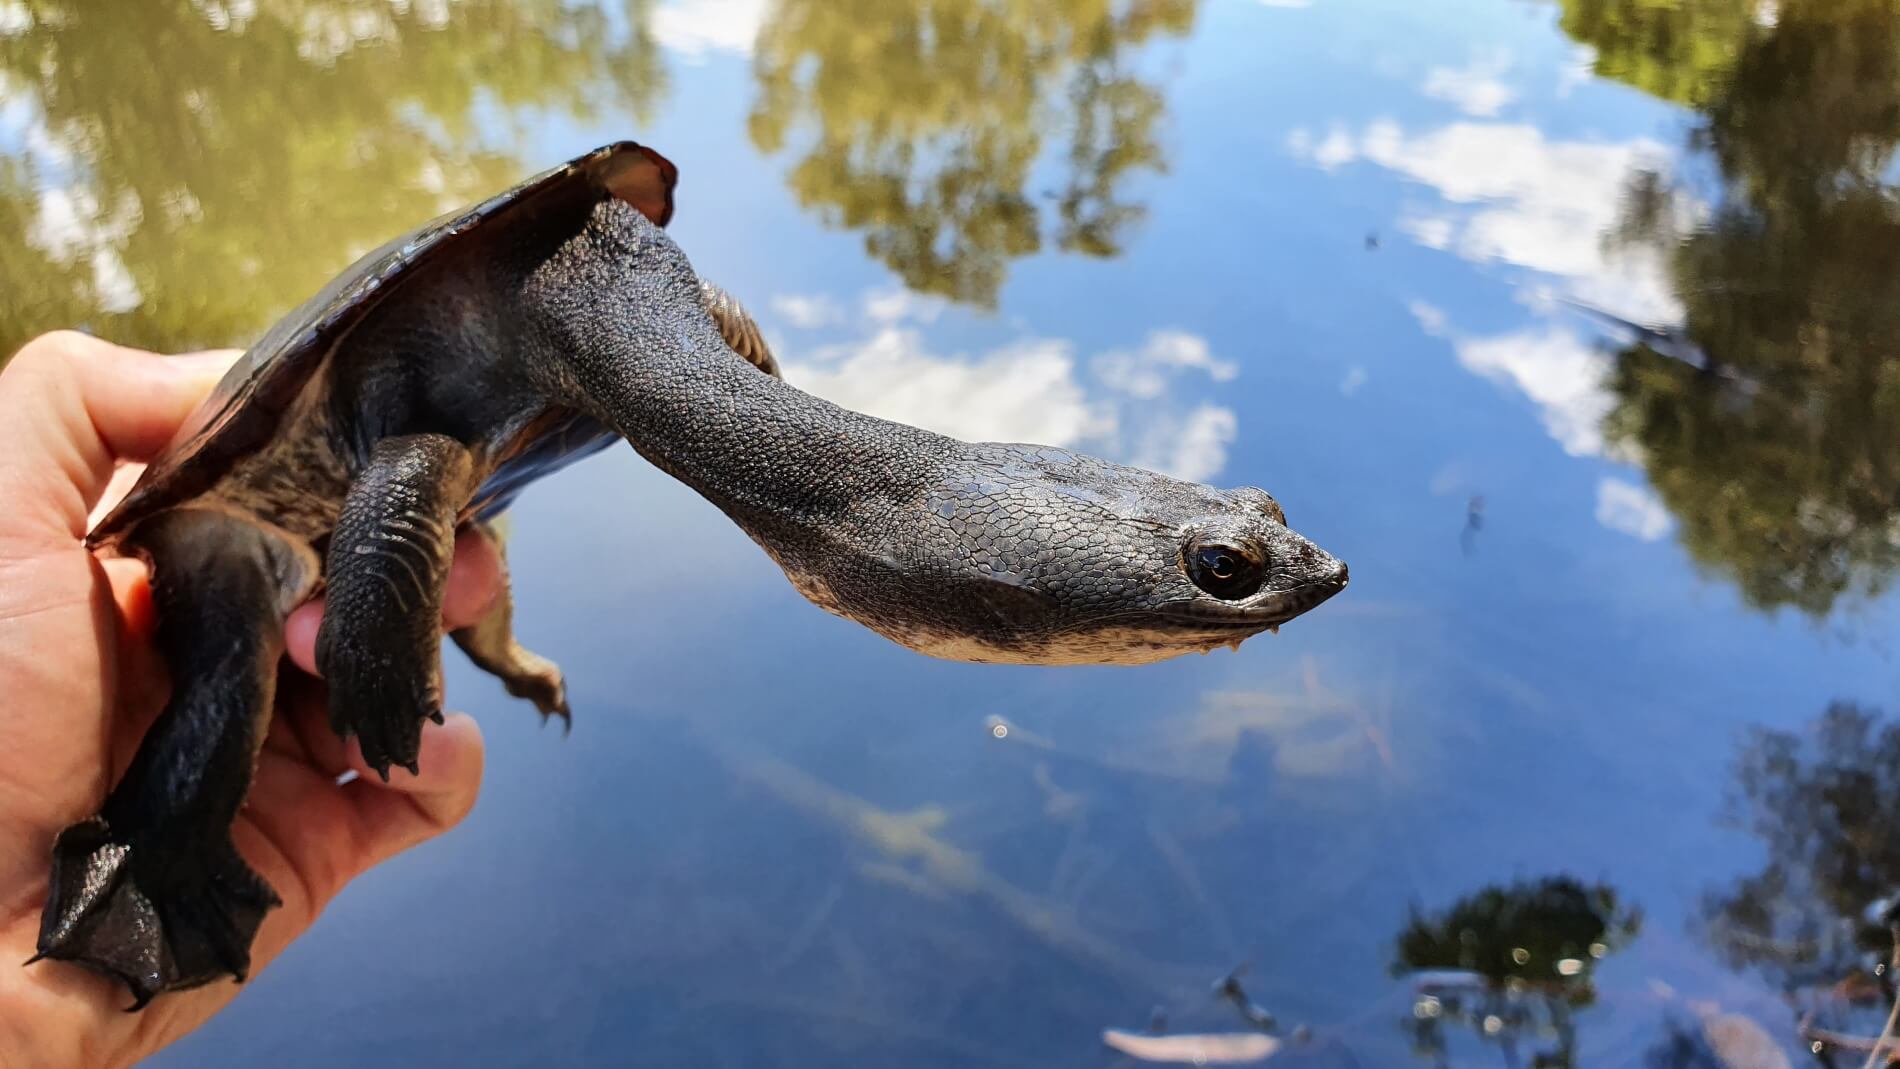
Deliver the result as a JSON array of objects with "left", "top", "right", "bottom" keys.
[{"left": 1, "top": 0, "right": 1895, "bottom": 1066}]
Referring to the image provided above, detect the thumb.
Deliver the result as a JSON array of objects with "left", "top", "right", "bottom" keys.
[
  {"left": 0, "top": 332, "right": 238, "bottom": 543},
  {"left": 339, "top": 713, "right": 486, "bottom": 869}
]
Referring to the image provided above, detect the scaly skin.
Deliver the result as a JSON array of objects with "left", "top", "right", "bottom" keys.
[{"left": 526, "top": 198, "right": 1349, "bottom": 665}]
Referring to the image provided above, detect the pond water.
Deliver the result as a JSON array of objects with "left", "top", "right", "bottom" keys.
[{"left": 6, "top": 0, "right": 1900, "bottom": 1065}]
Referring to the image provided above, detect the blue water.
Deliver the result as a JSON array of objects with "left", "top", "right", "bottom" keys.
[{"left": 6, "top": 0, "right": 1896, "bottom": 1064}]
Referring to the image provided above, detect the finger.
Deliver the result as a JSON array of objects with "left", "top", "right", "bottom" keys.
[
  {"left": 228, "top": 716, "right": 475, "bottom": 962},
  {"left": 339, "top": 713, "right": 485, "bottom": 867},
  {"left": 101, "top": 555, "right": 157, "bottom": 644},
  {"left": 101, "top": 555, "right": 171, "bottom": 778},
  {"left": 285, "top": 527, "right": 505, "bottom": 675},
  {"left": 0, "top": 332, "right": 238, "bottom": 540},
  {"left": 87, "top": 459, "right": 150, "bottom": 531},
  {"left": 441, "top": 525, "right": 505, "bottom": 630},
  {"left": 266, "top": 673, "right": 354, "bottom": 779},
  {"left": 284, "top": 601, "right": 324, "bottom": 678}
]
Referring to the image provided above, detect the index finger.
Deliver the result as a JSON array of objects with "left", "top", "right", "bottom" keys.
[{"left": 0, "top": 332, "right": 239, "bottom": 540}]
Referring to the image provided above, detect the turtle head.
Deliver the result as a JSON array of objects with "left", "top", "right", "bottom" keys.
[
  {"left": 1148, "top": 484, "right": 1352, "bottom": 642},
  {"left": 793, "top": 446, "right": 1349, "bottom": 665}
]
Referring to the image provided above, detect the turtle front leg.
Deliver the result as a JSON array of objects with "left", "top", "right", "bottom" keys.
[
  {"left": 450, "top": 520, "right": 570, "bottom": 727},
  {"left": 700, "top": 280, "right": 782, "bottom": 379},
  {"left": 318, "top": 433, "right": 473, "bottom": 778},
  {"left": 34, "top": 508, "right": 315, "bottom": 1008}
]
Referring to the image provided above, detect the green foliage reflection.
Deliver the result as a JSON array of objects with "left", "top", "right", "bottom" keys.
[
  {"left": 1559, "top": 0, "right": 1900, "bottom": 615},
  {"left": 1393, "top": 876, "right": 1641, "bottom": 1069},
  {"left": 747, "top": 0, "right": 1194, "bottom": 305},
  {"left": 0, "top": 0, "right": 663, "bottom": 357}
]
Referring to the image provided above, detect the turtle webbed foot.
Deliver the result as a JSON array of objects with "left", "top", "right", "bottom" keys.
[{"left": 32, "top": 816, "right": 280, "bottom": 1009}]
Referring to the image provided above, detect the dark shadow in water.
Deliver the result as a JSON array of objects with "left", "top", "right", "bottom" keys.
[
  {"left": 1391, "top": 875, "right": 1641, "bottom": 1069},
  {"left": 746, "top": 0, "right": 1195, "bottom": 306},
  {"left": 1557, "top": 0, "right": 1900, "bottom": 617},
  {"left": 1696, "top": 700, "right": 1900, "bottom": 1060},
  {"left": 0, "top": 0, "right": 664, "bottom": 357}
]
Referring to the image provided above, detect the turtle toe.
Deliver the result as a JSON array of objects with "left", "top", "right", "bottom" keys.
[
  {"left": 503, "top": 653, "right": 568, "bottom": 727},
  {"left": 324, "top": 656, "right": 438, "bottom": 779}
]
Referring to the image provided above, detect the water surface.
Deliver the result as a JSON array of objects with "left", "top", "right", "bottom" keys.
[{"left": 5, "top": 0, "right": 1899, "bottom": 1065}]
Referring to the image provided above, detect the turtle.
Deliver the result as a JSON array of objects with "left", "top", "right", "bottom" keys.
[{"left": 29, "top": 140, "right": 1349, "bottom": 1007}]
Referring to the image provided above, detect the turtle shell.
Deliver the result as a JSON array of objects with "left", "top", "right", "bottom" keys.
[{"left": 88, "top": 141, "right": 678, "bottom": 548}]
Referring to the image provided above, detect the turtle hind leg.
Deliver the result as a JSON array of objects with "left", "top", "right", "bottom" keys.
[
  {"left": 37, "top": 818, "right": 279, "bottom": 1009},
  {"left": 33, "top": 508, "right": 313, "bottom": 1008},
  {"left": 450, "top": 521, "right": 569, "bottom": 728}
]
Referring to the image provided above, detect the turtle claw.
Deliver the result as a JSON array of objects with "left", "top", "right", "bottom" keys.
[
  {"left": 507, "top": 659, "right": 568, "bottom": 727},
  {"left": 321, "top": 634, "right": 438, "bottom": 778},
  {"left": 500, "top": 656, "right": 569, "bottom": 733},
  {"left": 445, "top": 570, "right": 571, "bottom": 733},
  {"left": 33, "top": 816, "right": 279, "bottom": 1009}
]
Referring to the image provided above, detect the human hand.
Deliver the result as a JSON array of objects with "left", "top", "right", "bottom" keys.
[{"left": 0, "top": 332, "right": 498, "bottom": 1067}]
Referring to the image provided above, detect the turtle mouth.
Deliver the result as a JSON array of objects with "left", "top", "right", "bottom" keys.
[{"left": 1157, "top": 568, "right": 1351, "bottom": 632}]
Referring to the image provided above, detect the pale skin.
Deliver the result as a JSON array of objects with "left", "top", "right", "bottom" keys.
[{"left": 0, "top": 332, "right": 498, "bottom": 1068}]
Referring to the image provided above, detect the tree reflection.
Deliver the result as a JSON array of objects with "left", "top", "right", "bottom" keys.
[
  {"left": 0, "top": 0, "right": 663, "bottom": 357},
  {"left": 1556, "top": 0, "right": 1758, "bottom": 106},
  {"left": 1391, "top": 875, "right": 1641, "bottom": 1069},
  {"left": 1695, "top": 701, "right": 1900, "bottom": 1062},
  {"left": 747, "top": 0, "right": 1193, "bottom": 306},
  {"left": 1700, "top": 702, "right": 1900, "bottom": 992},
  {"left": 1557, "top": 0, "right": 1900, "bottom": 616}
]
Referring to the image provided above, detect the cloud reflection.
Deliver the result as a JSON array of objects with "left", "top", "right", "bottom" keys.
[
  {"left": 0, "top": 2, "right": 30, "bottom": 36},
  {"left": 788, "top": 328, "right": 1106, "bottom": 447},
  {"left": 1421, "top": 51, "right": 1517, "bottom": 117},
  {"left": 1290, "top": 119, "right": 1681, "bottom": 323},
  {"left": 1454, "top": 327, "right": 1613, "bottom": 458},
  {"left": 1292, "top": 115, "right": 1693, "bottom": 540},
  {"left": 1409, "top": 302, "right": 1621, "bottom": 464},
  {"left": 768, "top": 293, "right": 842, "bottom": 328},
  {"left": 651, "top": 0, "right": 766, "bottom": 59},
  {"left": 1594, "top": 477, "right": 1673, "bottom": 542},
  {"left": 775, "top": 290, "right": 1243, "bottom": 484},
  {"left": 985, "top": 655, "right": 1405, "bottom": 787}
]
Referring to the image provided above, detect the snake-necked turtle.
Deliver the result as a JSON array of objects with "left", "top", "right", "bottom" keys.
[{"left": 31, "top": 140, "right": 1348, "bottom": 1007}]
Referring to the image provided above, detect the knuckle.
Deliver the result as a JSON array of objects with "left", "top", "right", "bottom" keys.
[
  {"left": 5, "top": 331, "right": 114, "bottom": 395},
  {"left": 11, "top": 329, "right": 94, "bottom": 369}
]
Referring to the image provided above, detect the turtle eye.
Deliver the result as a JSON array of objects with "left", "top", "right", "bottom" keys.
[
  {"left": 1187, "top": 543, "right": 1266, "bottom": 600},
  {"left": 1200, "top": 548, "right": 1238, "bottom": 579}
]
